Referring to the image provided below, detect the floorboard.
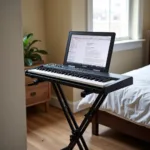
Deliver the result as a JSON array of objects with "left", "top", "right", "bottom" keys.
[{"left": 27, "top": 106, "right": 150, "bottom": 150}]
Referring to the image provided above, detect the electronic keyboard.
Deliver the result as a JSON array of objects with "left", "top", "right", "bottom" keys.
[
  {"left": 25, "top": 63, "right": 133, "bottom": 149},
  {"left": 25, "top": 64, "right": 133, "bottom": 93}
]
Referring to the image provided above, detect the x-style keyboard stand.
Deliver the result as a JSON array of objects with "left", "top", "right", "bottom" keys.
[
  {"left": 52, "top": 82, "right": 107, "bottom": 150},
  {"left": 25, "top": 71, "right": 133, "bottom": 150}
]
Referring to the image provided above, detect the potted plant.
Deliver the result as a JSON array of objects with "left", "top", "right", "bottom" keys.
[{"left": 23, "top": 33, "right": 48, "bottom": 66}]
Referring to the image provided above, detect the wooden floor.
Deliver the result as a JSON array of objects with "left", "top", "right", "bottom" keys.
[{"left": 27, "top": 106, "right": 150, "bottom": 150}]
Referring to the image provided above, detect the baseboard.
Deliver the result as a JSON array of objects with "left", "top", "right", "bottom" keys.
[{"left": 50, "top": 96, "right": 88, "bottom": 113}]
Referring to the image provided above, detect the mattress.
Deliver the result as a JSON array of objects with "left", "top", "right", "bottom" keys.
[{"left": 77, "top": 65, "right": 150, "bottom": 128}]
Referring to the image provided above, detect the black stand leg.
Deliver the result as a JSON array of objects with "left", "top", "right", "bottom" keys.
[
  {"left": 52, "top": 82, "right": 107, "bottom": 150},
  {"left": 52, "top": 83, "right": 88, "bottom": 150},
  {"left": 56, "top": 84, "right": 89, "bottom": 150},
  {"left": 66, "top": 94, "right": 107, "bottom": 149}
]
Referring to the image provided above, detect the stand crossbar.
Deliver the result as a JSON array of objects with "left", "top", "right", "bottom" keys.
[{"left": 52, "top": 82, "right": 107, "bottom": 150}]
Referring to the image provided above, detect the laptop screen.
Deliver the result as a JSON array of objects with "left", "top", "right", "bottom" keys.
[{"left": 64, "top": 31, "right": 116, "bottom": 72}]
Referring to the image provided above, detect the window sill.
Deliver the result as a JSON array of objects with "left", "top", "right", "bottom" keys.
[{"left": 114, "top": 39, "right": 145, "bottom": 52}]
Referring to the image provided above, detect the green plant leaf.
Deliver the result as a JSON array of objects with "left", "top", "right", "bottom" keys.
[
  {"left": 24, "top": 58, "right": 33, "bottom": 66},
  {"left": 25, "top": 48, "right": 35, "bottom": 57},
  {"left": 23, "top": 33, "right": 33, "bottom": 48},
  {"left": 36, "top": 50, "right": 48, "bottom": 55},
  {"left": 31, "top": 47, "right": 38, "bottom": 51},
  {"left": 27, "top": 33, "right": 33, "bottom": 39},
  {"left": 30, "top": 53, "right": 42, "bottom": 61},
  {"left": 27, "top": 40, "right": 41, "bottom": 50},
  {"left": 23, "top": 33, "right": 47, "bottom": 66}
]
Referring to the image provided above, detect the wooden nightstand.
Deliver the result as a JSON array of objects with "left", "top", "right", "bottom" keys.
[{"left": 25, "top": 65, "right": 51, "bottom": 112}]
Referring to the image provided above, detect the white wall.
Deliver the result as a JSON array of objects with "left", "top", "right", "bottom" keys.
[
  {"left": 22, "top": 0, "right": 47, "bottom": 63},
  {"left": 110, "top": 48, "right": 143, "bottom": 74},
  {"left": 0, "top": 0, "right": 27, "bottom": 149},
  {"left": 45, "top": 0, "right": 73, "bottom": 100}
]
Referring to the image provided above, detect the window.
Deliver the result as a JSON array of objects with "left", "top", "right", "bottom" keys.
[{"left": 88, "top": 0, "right": 143, "bottom": 41}]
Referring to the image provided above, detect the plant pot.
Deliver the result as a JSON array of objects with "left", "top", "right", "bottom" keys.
[
  {"left": 32, "top": 60, "right": 44, "bottom": 65},
  {"left": 24, "top": 60, "right": 44, "bottom": 69}
]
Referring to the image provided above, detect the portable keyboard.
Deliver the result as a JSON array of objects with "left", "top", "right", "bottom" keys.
[{"left": 25, "top": 64, "right": 132, "bottom": 90}]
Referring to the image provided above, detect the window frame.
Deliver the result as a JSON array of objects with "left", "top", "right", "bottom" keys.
[{"left": 87, "top": 0, "right": 143, "bottom": 42}]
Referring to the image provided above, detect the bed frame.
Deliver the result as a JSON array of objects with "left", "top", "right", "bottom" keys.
[
  {"left": 92, "top": 31, "right": 150, "bottom": 142},
  {"left": 92, "top": 111, "right": 150, "bottom": 142}
]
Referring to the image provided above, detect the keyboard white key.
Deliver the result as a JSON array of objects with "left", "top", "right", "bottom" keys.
[{"left": 28, "top": 69, "right": 115, "bottom": 88}]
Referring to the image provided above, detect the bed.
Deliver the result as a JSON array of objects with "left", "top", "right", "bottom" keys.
[{"left": 77, "top": 32, "right": 150, "bottom": 142}]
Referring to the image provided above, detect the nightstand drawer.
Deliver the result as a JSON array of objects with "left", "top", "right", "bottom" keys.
[
  {"left": 25, "top": 76, "right": 37, "bottom": 85},
  {"left": 26, "top": 82, "right": 49, "bottom": 106}
]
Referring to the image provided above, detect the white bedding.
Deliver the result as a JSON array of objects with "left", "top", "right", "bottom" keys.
[{"left": 77, "top": 65, "right": 150, "bottom": 128}]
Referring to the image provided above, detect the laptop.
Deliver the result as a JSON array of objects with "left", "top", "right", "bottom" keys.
[{"left": 63, "top": 31, "right": 116, "bottom": 73}]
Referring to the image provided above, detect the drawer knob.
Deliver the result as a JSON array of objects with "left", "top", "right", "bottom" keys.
[{"left": 30, "top": 92, "right": 36, "bottom": 97}]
